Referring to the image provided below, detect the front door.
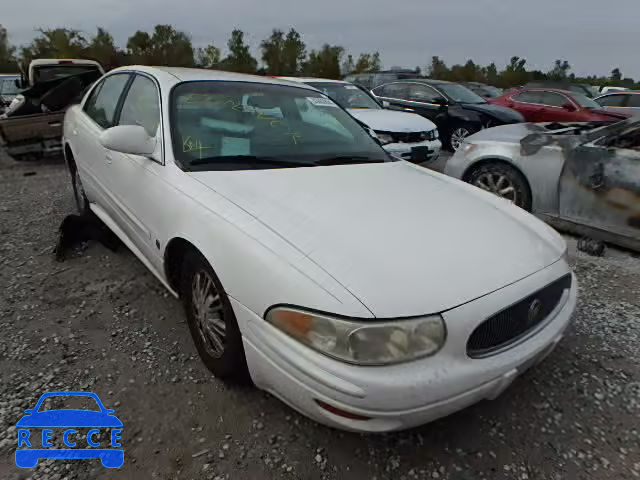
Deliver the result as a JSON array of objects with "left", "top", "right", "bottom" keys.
[
  {"left": 559, "top": 126, "right": 640, "bottom": 247},
  {"left": 103, "top": 73, "right": 165, "bottom": 272},
  {"left": 74, "top": 73, "right": 132, "bottom": 211}
]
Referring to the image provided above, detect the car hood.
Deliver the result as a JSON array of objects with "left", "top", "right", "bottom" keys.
[
  {"left": 467, "top": 122, "right": 549, "bottom": 143},
  {"left": 191, "top": 162, "right": 563, "bottom": 317},
  {"left": 16, "top": 410, "right": 123, "bottom": 427},
  {"left": 461, "top": 102, "right": 525, "bottom": 122},
  {"left": 347, "top": 108, "right": 437, "bottom": 132}
]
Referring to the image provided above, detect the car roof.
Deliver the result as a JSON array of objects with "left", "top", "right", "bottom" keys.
[
  {"left": 108, "top": 66, "right": 319, "bottom": 91},
  {"left": 277, "top": 76, "right": 348, "bottom": 84},
  {"left": 515, "top": 86, "right": 577, "bottom": 96}
]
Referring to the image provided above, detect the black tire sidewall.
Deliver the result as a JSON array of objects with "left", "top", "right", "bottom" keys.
[
  {"left": 69, "top": 162, "right": 89, "bottom": 214},
  {"left": 180, "top": 250, "right": 249, "bottom": 382},
  {"left": 468, "top": 163, "right": 532, "bottom": 211}
]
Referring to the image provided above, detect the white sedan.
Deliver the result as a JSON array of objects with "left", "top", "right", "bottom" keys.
[{"left": 63, "top": 66, "right": 577, "bottom": 432}]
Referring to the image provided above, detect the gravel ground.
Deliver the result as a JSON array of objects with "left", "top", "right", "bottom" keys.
[{"left": 0, "top": 151, "right": 639, "bottom": 480}]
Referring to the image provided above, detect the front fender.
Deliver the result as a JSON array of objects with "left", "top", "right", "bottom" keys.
[{"left": 160, "top": 172, "right": 372, "bottom": 320}]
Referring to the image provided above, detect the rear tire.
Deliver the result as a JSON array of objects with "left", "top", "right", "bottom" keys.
[
  {"left": 467, "top": 162, "right": 532, "bottom": 211},
  {"left": 445, "top": 123, "right": 475, "bottom": 151},
  {"left": 180, "top": 250, "right": 249, "bottom": 383}
]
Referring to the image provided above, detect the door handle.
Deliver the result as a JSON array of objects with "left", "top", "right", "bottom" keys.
[
  {"left": 48, "top": 121, "right": 62, "bottom": 128},
  {"left": 588, "top": 163, "right": 605, "bottom": 190},
  {"left": 105, "top": 153, "right": 113, "bottom": 164}
]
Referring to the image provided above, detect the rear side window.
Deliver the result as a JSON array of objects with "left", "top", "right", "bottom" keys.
[
  {"left": 540, "top": 92, "right": 569, "bottom": 107},
  {"left": 513, "top": 91, "right": 543, "bottom": 104},
  {"left": 84, "top": 74, "right": 130, "bottom": 129},
  {"left": 118, "top": 75, "right": 161, "bottom": 136},
  {"left": 597, "top": 94, "right": 628, "bottom": 107},
  {"left": 628, "top": 95, "right": 640, "bottom": 108}
]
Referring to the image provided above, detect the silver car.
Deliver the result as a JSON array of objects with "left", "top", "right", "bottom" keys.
[
  {"left": 445, "top": 118, "right": 640, "bottom": 251},
  {"left": 594, "top": 91, "right": 640, "bottom": 114}
]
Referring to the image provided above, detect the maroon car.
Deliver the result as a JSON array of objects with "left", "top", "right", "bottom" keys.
[{"left": 489, "top": 87, "right": 631, "bottom": 123}]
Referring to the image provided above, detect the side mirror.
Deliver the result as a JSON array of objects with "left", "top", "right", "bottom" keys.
[
  {"left": 562, "top": 103, "right": 576, "bottom": 112},
  {"left": 99, "top": 125, "right": 156, "bottom": 156},
  {"left": 434, "top": 97, "right": 448, "bottom": 106},
  {"left": 24, "top": 409, "right": 34, "bottom": 414},
  {"left": 104, "top": 409, "right": 115, "bottom": 414}
]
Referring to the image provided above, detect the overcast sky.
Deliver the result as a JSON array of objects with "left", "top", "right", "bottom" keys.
[{"left": 4, "top": 0, "right": 639, "bottom": 79}]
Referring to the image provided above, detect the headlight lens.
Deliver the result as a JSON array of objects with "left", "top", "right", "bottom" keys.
[
  {"left": 375, "top": 133, "right": 394, "bottom": 145},
  {"left": 265, "top": 307, "right": 446, "bottom": 365}
]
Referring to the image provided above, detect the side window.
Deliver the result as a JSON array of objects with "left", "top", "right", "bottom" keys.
[
  {"left": 597, "top": 94, "right": 628, "bottom": 107},
  {"left": 118, "top": 75, "right": 161, "bottom": 136},
  {"left": 628, "top": 95, "right": 640, "bottom": 108},
  {"left": 407, "top": 84, "right": 445, "bottom": 103},
  {"left": 376, "top": 83, "right": 408, "bottom": 100},
  {"left": 540, "top": 92, "right": 569, "bottom": 107},
  {"left": 513, "top": 91, "right": 543, "bottom": 104},
  {"left": 84, "top": 74, "right": 130, "bottom": 128}
]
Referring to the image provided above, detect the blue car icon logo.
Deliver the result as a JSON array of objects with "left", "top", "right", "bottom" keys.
[{"left": 15, "top": 391, "right": 123, "bottom": 468}]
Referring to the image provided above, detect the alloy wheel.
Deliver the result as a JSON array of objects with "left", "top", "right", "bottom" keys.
[
  {"left": 473, "top": 172, "right": 518, "bottom": 204},
  {"left": 191, "top": 270, "right": 226, "bottom": 358},
  {"left": 450, "top": 127, "right": 471, "bottom": 150}
]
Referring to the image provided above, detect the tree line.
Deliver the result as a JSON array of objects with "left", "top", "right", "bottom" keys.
[
  {"left": 0, "top": 24, "right": 380, "bottom": 79},
  {"left": 0, "top": 24, "right": 637, "bottom": 89}
]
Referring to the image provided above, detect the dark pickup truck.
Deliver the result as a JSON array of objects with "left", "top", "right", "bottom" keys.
[{"left": 0, "top": 60, "right": 104, "bottom": 160}]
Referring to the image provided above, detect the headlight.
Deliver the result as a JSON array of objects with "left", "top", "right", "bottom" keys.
[
  {"left": 265, "top": 307, "right": 446, "bottom": 365},
  {"left": 375, "top": 133, "right": 394, "bottom": 145}
]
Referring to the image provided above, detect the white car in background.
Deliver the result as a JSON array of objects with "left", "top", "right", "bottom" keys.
[
  {"left": 279, "top": 77, "right": 441, "bottom": 164},
  {"left": 63, "top": 66, "right": 576, "bottom": 432}
]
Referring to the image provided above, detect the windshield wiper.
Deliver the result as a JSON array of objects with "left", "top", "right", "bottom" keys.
[
  {"left": 314, "top": 156, "right": 386, "bottom": 166},
  {"left": 188, "top": 155, "right": 312, "bottom": 168}
]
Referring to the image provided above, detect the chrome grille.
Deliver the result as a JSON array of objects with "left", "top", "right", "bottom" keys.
[{"left": 467, "top": 274, "right": 572, "bottom": 358}]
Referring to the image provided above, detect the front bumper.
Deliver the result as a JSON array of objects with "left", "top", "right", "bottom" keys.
[
  {"left": 235, "top": 259, "right": 576, "bottom": 432},
  {"left": 384, "top": 139, "right": 441, "bottom": 163}
]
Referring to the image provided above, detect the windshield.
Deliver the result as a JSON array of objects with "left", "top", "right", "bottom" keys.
[
  {"left": 170, "top": 81, "right": 390, "bottom": 170},
  {"left": 33, "top": 65, "right": 101, "bottom": 83},
  {"left": 571, "top": 92, "right": 601, "bottom": 109},
  {"left": 305, "top": 82, "right": 381, "bottom": 110},
  {"left": 438, "top": 84, "right": 486, "bottom": 104}
]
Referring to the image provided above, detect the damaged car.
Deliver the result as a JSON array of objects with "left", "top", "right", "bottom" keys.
[
  {"left": 278, "top": 77, "right": 441, "bottom": 163},
  {"left": 63, "top": 66, "right": 576, "bottom": 432},
  {"left": 0, "top": 59, "right": 104, "bottom": 160},
  {"left": 445, "top": 118, "right": 640, "bottom": 252}
]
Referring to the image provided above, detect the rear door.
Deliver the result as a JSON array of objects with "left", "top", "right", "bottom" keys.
[
  {"left": 559, "top": 125, "right": 640, "bottom": 250},
  {"left": 72, "top": 73, "right": 132, "bottom": 213},
  {"left": 537, "top": 91, "right": 579, "bottom": 121},
  {"left": 509, "top": 91, "right": 545, "bottom": 121}
]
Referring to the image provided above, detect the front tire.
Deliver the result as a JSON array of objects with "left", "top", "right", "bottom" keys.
[
  {"left": 68, "top": 155, "right": 89, "bottom": 214},
  {"left": 180, "top": 250, "right": 249, "bottom": 382},
  {"left": 467, "top": 162, "right": 532, "bottom": 211}
]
